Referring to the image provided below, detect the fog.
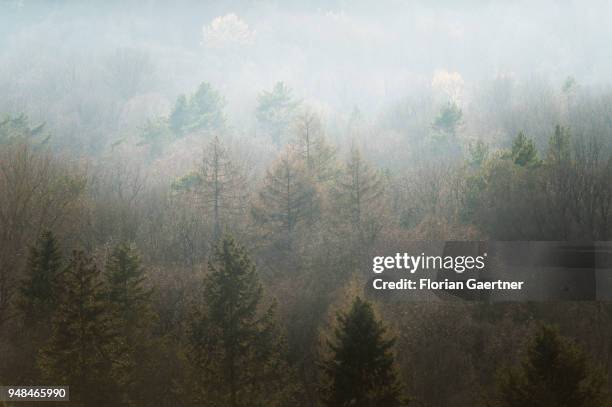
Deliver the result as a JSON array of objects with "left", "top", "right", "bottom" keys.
[
  {"left": 2, "top": 0, "right": 612, "bottom": 156},
  {"left": 2, "top": 2, "right": 612, "bottom": 406}
]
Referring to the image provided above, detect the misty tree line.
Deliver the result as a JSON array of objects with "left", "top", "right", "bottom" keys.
[{"left": 1, "top": 78, "right": 612, "bottom": 406}]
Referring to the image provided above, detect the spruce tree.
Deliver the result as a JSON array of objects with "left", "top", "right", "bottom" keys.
[
  {"left": 19, "top": 230, "right": 62, "bottom": 323},
  {"left": 321, "top": 297, "right": 406, "bottom": 407},
  {"left": 186, "top": 236, "right": 299, "bottom": 406},
  {"left": 15, "top": 230, "right": 62, "bottom": 384},
  {"left": 39, "top": 250, "right": 116, "bottom": 406},
  {"left": 497, "top": 324, "right": 606, "bottom": 407},
  {"left": 104, "top": 243, "right": 153, "bottom": 405}
]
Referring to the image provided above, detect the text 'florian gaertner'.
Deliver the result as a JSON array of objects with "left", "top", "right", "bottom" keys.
[{"left": 371, "top": 252, "right": 525, "bottom": 291}]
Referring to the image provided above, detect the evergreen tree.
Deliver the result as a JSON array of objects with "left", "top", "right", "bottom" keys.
[
  {"left": 0, "top": 113, "right": 50, "bottom": 145},
  {"left": 186, "top": 236, "right": 299, "bottom": 406},
  {"left": 547, "top": 125, "right": 572, "bottom": 164},
  {"left": 321, "top": 297, "right": 406, "bottom": 407},
  {"left": 104, "top": 243, "right": 153, "bottom": 405},
  {"left": 506, "top": 132, "right": 541, "bottom": 167},
  {"left": 39, "top": 250, "right": 116, "bottom": 406},
  {"left": 252, "top": 152, "right": 318, "bottom": 250},
  {"left": 433, "top": 101, "right": 462, "bottom": 138},
  {"left": 15, "top": 230, "right": 62, "bottom": 384},
  {"left": 19, "top": 230, "right": 62, "bottom": 323},
  {"left": 105, "top": 243, "right": 151, "bottom": 322},
  {"left": 333, "top": 146, "right": 385, "bottom": 243},
  {"left": 256, "top": 82, "right": 300, "bottom": 145},
  {"left": 187, "top": 82, "right": 226, "bottom": 133},
  {"left": 138, "top": 117, "right": 172, "bottom": 157},
  {"left": 168, "top": 82, "right": 225, "bottom": 136},
  {"left": 468, "top": 139, "right": 490, "bottom": 168},
  {"left": 497, "top": 324, "right": 606, "bottom": 407}
]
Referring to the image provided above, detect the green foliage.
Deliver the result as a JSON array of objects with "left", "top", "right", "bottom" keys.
[
  {"left": 170, "top": 83, "right": 225, "bottom": 136},
  {"left": 460, "top": 172, "right": 487, "bottom": 223},
  {"left": 104, "top": 243, "right": 153, "bottom": 406},
  {"left": 19, "top": 230, "right": 62, "bottom": 323},
  {"left": 497, "top": 324, "right": 606, "bottom": 407},
  {"left": 256, "top": 82, "right": 300, "bottom": 145},
  {"left": 169, "top": 94, "right": 189, "bottom": 135},
  {"left": 428, "top": 102, "right": 463, "bottom": 156},
  {"left": 105, "top": 243, "right": 151, "bottom": 325},
  {"left": 0, "top": 113, "right": 49, "bottom": 145},
  {"left": 547, "top": 125, "right": 571, "bottom": 164},
  {"left": 140, "top": 82, "right": 225, "bottom": 156},
  {"left": 39, "top": 250, "right": 116, "bottom": 405},
  {"left": 186, "top": 236, "right": 300, "bottom": 406},
  {"left": 171, "top": 171, "right": 202, "bottom": 192},
  {"left": 321, "top": 297, "right": 406, "bottom": 407},
  {"left": 433, "top": 102, "right": 462, "bottom": 137},
  {"left": 506, "top": 132, "right": 541, "bottom": 167},
  {"left": 138, "top": 116, "right": 172, "bottom": 156},
  {"left": 468, "top": 139, "right": 490, "bottom": 168},
  {"left": 563, "top": 76, "right": 578, "bottom": 95}
]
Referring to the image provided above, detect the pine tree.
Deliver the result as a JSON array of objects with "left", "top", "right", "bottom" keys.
[
  {"left": 168, "top": 83, "right": 225, "bottom": 136},
  {"left": 15, "top": 230, "right": 62, "bottom": 384},
  {"left": 433, "top": 101, "right": 462, "bottom": 138},
  {"left": 506, "top": 132, "right": 541, "bottom": 167},
  {"left": 333, "top": 146, "right": 385, "bottom": 243},
  {"left": 39, "top": 250, "right": 116, "bottom": 406},
  {"left": 321, "top": 297, "right": 406, "bottom": 407},
  {"left": 187, "top": 82, "right": 226, "bottom": 133},
  {"left": 19, "top": 230, "right": 62, "bottom": 323},
  {"left": 186, "top": 236, "right": 299, "bottom": 406},
  {"left": 497, "top": 324, "right": 606, "bottom": 407},
  {"left": 256, "top": 82, "right": 300, "bottom": 145},
  {"left": 104, "top": 243, "right": 153, "bottom": 405},
  {"left": 252, "top": 152, "right": 318, "bottom": 250}
]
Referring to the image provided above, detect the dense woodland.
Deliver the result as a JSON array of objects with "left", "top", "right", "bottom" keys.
[
  {"left": 2, "top": 2, "right": 612, "bottom": 406},
  {"left": 1, "top": 75, "right": 611, "bottom": 406}
]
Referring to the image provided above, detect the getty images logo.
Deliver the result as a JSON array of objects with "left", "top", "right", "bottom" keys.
[{"left": 372, "top": 252, "right": 487, "bottom": 274}]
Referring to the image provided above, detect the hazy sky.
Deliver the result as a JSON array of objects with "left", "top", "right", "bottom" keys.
[{"left": 1, "top": 0, "right": 611, "bottom": 120}]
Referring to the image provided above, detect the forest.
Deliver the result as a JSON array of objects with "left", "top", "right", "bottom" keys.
[{"left": 1, "top": 1, "right": 612, "bottom": 406}]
